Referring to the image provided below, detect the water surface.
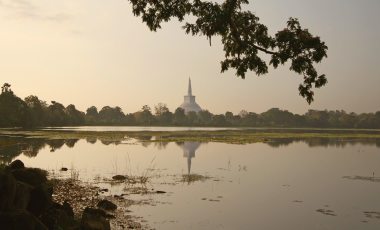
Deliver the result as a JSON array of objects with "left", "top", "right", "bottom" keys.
[{"left": 1, "top": 136, "right": 380, "bottom": 229}]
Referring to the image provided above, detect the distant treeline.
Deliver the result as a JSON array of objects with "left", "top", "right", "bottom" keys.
[{"left": 1, "top": 83, "right": 380, "bottom": 129}]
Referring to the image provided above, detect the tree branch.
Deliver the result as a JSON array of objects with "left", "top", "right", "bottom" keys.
[
  {"left": 251, "top": 44, "right": 277, "bottom": 55},
  {"left": 228, "top": 16, "right": 277, "bottom": 56}
]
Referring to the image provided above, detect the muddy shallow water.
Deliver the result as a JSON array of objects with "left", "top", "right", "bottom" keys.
[{"left": 2, "top": 137, "right": 380, "bottom": 229}]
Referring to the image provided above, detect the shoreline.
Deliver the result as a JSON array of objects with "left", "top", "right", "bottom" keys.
[
  {"left": 50, "top": 178, "right": 147, "bottom": 229},
  {"left": 0, "top": 160, "right": 148, "bottom": 230},
  {"left": 1, "top": 129, "right": 380, "bottom": 145}
]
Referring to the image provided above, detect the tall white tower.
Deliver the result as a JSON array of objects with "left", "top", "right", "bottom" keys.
[{"left": 180, "top": 78, "right": 202, "bottom": 114}]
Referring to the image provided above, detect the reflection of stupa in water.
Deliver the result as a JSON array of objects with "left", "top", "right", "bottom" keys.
[{"left": 179, "top": 142, "right": 201, "bottom": 174}]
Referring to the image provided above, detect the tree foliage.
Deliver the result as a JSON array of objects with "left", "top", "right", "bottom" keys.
[
  {"left": 0, "top": 83, "right": 29, "bottom": 127},
  {"left": 128, "top": 0, "right": 328, "bottom": 103},
  {"left": 24, "top": 95, "right": 47, "bottom": 126},
  {"left": 98, "top": 106, "right": 125, "bottom": 125},
  {"left": 1, "top": 85, "right": 379, "bottom": 129}
]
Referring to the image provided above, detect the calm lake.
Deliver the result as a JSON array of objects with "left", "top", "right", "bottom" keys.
[{"left": 1, "top": 133, "right": 380, "bottom": 229}]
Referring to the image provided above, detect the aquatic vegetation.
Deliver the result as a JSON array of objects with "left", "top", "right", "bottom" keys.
[
  {"left": 363, "top": 211, "right": 380, "bottom": 219},
  {"left": 180, "top": 173, "right": 212, "bottom": 183},
  {"left": 1, "top": 129, "right": 380, "bottom": 147},
  {"left": 343, "top": 175, "right": 380, "bottom": 183},
  {"left": 316, "top": 208, "right": 337, "bottom": 216},
  {"left": 70, "top": 164, "right": 80, "bottom": 181},
  {"left": 293, "top": 200, "right": 303, "bottom": 203}
]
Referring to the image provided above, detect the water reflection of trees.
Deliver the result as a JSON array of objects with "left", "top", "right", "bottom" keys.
[
  {"left": 0, "top": 135, "right": 134, "bottom": 164},
  {"left": 46, "top": 139, "right": 65, "bottom": 152},
  {"left": 65, "top": 139, "right": 79, "bottom": 148},
  {"left": 0, "top": 137, "right": 81, "bottom": 164},
  {"left": 86, "top": 137, "right": 97, "bottom": 144},
  {"left": 1, "top": 135, "right": 379, "bottom": 165},
  {"left": 100, "top": 140, "right": 122, "bottom": 145},
  {"left": 153, "top": 142, "right": 169, "bottom": 150},
  {"left": 0, "top": 137, "right": 49, "bottom": 163},
  {"left": 0, "top": 137, "right": 27, "bottom": 164},
  {"left": 136, "top": 136, "right": 153, "bottom": 147},
  {"left": 21, "top": 140, "right": 46, "bottom": 157},
  {"left": 85, "top": 137, "right": 124, "bottom": 146},
  {"left": 265, "top": 138, "right": 380, "bottom": 148}
]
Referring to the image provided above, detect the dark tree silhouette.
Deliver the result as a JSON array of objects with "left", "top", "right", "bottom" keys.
[
  {"left": 128, "top": 0, "right": 328, "bottom": 103},
  {"left": 0, "top": 83, "right": 29, "bottom": 127},
  {"left": 1, "top": 83, "right": 12, "bottom": 94},
  {"left": 2, "top": 84, "right": 380, "bottom": 129}
]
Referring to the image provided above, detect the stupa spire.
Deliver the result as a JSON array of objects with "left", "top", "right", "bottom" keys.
[{"left": 188, "top": 77, "right": 192, "bottom": 96}]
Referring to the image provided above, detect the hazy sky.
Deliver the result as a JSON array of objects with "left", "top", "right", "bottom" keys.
[{"left": 1, "top": 0, "right": 379, "bottom": 114}]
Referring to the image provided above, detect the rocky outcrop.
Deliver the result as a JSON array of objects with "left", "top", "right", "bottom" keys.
[
  {"left": 28, "top": 184, "right": 53, "bottom": 216},
  {"left": 39, "top": 203, "right": 78, "bottom": 230},
  {"left": 0, "top": 171, "right": 17, "bottom": 211},
  {"left": 97, "top": 200, "right": 117, "bottom": 211},
  {"left": 0, "top": 160, "right": 112, "bottom": 230},
  {"left": 0, "top": 162, "right": 66, "bottom": 229},
  {"left": 81, "top": 208, "right": 111, "bottom": 230},
  {"left": 8, "top": 160, "right": 25, "bottom": 170},
  {"left": 112, "top": 175, "right": 127, "bottom": 181},
  {"left": 13, "top": 181, "right": 32, "bottom": 210},
  {"left": 0, "top": 209, "right": 48, "bottom": 230},
  {"left": 11, "top": 168, "right": 48, "bottom": 187}
]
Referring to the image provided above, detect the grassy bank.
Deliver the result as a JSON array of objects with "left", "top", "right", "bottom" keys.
[{"left": 1, "top": 128, "right": 380, "bottom": 144}]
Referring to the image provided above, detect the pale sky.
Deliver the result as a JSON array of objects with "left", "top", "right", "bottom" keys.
[{"left": 1, "top": 0, "right": 379, "bottom": 115}]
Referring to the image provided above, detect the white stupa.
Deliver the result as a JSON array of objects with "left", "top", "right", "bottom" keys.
[{"left": 180, "top": 78, "right": 202, "bottom": 114}]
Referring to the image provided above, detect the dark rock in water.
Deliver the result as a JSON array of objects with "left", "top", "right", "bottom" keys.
[
  {"left": 99, "top": 188, "right": 109, "bottom": 193},
  {"left": 0, "top": 209, "right": 48, "bottom": 230},
  {"left": 113, "top": 194, "right": 124, "bottom": 200},
  {"left": 60, "top": 167, "right": 69, "bottom": 172},
  {"left": 45, "top": 183, "right": 54, "bottom": 197},
  {"left": 85, "top": 207, "right": 107, "bottom": 217},
  {"left": 127, "top": 222, "right": 142, "bottom": 229},
  {"left": 105, "top": 213, "right": 115, "bottom": 219},
  {"left": 40, "top": 203, "right": 79, "bottom": 230},
  {"left": 27, "top": 184, "right": 52, "bottom": 216},
  {"left": 81, "top": 207, "right": 110, "bottom": 230},
  {"left": 62, "top": 201, "right": 74, "bottom": 218},
  {"left": 0, "top": 171, "right": 17, "bottom": 211},
  {"left": 13, "top": 181, "right": 32, "bottom": 210},
  {"left": 9, "top": 160, "right": 25, "bottom": 170},
  {"left": 97, "top": 200, "right": 117, "bottom": 211},
  {"left": 112, "top": 175, "right": 126, "bottom": 181},
  {"left": 11, "top": 168, "right": 48, "bottom": 187}
]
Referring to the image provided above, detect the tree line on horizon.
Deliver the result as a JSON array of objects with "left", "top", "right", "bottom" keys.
[{"left": 1, "top": 83, "right": 380, "bottom": 129}]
